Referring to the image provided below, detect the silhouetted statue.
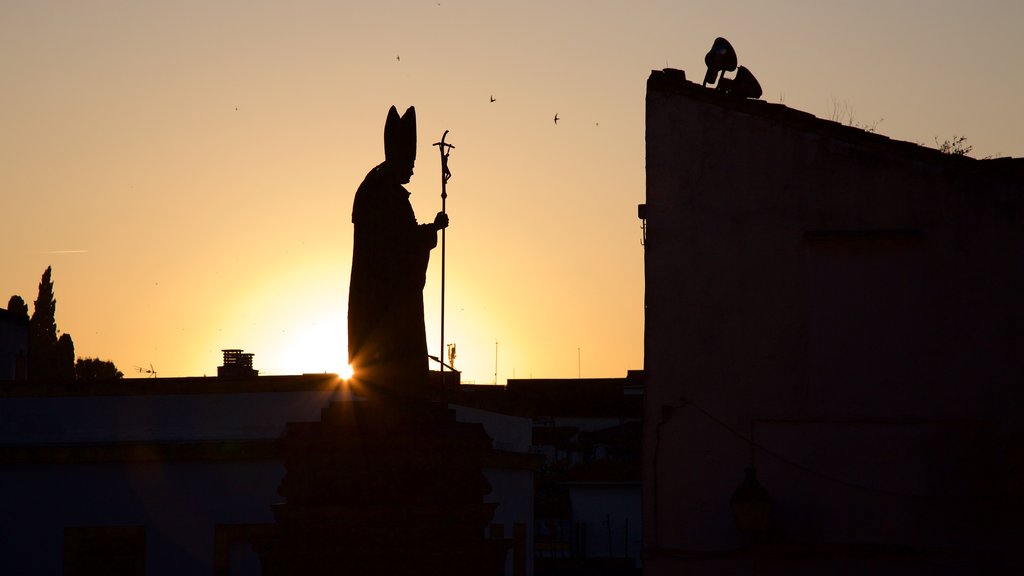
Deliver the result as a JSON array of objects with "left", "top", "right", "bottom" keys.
[{"left": 348, "top": 105, "right": 448, "bottom": 393}]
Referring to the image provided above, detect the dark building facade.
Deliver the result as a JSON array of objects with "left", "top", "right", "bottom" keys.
[
  {"left": 0, "top": 308, "right": 28, "bottom": 381},
  {"left": 0, "top": 375, "right": 341, "bottom": 575},
  {"left": 0, "top": 368, "right": 643, "bottom": 575},
  {"left": 642, "top": 68, "right": 1024, "bottom": 574},
  {"left": 458, "top": 373, "right": 644, "bottom": 574}
]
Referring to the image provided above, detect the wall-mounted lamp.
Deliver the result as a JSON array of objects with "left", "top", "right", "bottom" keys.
[
  {"left": 638, "top": 203, "right": 647, "bottom": 246},
  {"left": 730, "top": 466, "right": 772, "bottom": 533}
]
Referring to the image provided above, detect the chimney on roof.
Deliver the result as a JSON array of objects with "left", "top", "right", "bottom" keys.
[{"left": 218, "top": 349, "right": 258, "bottom": 379}]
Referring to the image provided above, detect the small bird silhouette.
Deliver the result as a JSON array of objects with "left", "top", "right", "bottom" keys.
[
  {"left": 490, "top": 95, "right": 496, "bottom": 102},
  {"left": 396, "top": 55, "right": 400, "bottom": 62},
  {"left": 553, "top": 113, "right": 559, "bottom": 125}
]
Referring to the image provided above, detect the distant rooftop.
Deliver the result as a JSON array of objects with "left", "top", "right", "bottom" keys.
[
  {"left": 218, "top": 348, "right": 257, "bottom": 379},
  {"left": 456, "top": 371, "right": 644, "bottom": 418},
  {"left": 0, "top": 373, "right": 340, "bottom": 398}
]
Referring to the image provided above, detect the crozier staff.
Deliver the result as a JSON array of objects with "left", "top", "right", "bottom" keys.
[{"left": 347, "top": 105, "right": 448, "bottom": 390}]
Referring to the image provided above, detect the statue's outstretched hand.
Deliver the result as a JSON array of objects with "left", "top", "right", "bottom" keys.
[{"left": 433, "top": 211, "right": 449, "bottom": 231}]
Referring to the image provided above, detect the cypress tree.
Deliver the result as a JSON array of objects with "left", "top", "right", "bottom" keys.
[{"left": 29, "top": 266, "right": 60, "bottom": 380}]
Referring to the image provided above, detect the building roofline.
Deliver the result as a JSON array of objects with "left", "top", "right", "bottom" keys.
[{"left": 647, "top": 68, "right": 1023, "bottom": 173}]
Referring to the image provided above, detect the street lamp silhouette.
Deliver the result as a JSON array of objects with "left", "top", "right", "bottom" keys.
[
  {"left": 702, "top": 37, "right": 763, "bottom": 99},
  {"left": 703, "top": 37, "right": 738, "bottom": 87}
]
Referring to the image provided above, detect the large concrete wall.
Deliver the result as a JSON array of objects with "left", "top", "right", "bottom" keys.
[{"left": 642, "top": 69, "right": 1024, "bottom": 574}]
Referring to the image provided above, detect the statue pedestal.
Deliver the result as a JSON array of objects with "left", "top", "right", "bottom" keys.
[{"left": 259, "top": 394, "right": 508, "bottom": 575}]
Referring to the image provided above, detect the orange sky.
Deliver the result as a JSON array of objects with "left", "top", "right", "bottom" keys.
[{"left": 2, "top": 1, "right": 1022, "bottom": 383}]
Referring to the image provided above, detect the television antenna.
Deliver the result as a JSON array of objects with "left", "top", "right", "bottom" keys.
[
  {"left": 447, "top": 343, "right": 457, "bottom": 370},
  {"left": 134, "top": 364, "right": 158, "bottom": 378}
]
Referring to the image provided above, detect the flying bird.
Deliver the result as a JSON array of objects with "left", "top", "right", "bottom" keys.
[
  {"left": 396, "top": 55, "right": 400, "bottom": 62},
  {"left": 490, "top": 95, "right": 496, "bottom": 102},
  {"left": 553, "top": 113, "right": 559, "bottom": 125}
]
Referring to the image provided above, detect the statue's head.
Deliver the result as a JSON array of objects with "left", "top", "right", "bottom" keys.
[{"left": 384, "top": 105, "right": 416, "bottom": 183}]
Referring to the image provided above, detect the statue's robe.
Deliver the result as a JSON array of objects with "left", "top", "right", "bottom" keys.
[{"left": 348, "top": 163, "right": 437, "bottom": 389}]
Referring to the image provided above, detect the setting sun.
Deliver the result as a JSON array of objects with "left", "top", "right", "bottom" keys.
[
  {"left": 259, "top": 315, "right": 347, "bottom": 376},
  {"left": 339, "top": 363, "right": 354, "bottom": 380}
]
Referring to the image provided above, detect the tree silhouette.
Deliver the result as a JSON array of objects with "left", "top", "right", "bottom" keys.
[
  {"left": 56, "top": 333, "right": 76, "bottom": 380},
  {"left": 17, "top": 268, "right": 120, "bottom": 381},
  {"left": 76, "top": 357, "right": 124, "bottom": 380},
  {"left": 28, "top": 266, "right": 74, "bottom": 380},
  {"left": 6, "top": 296, "right": 29, "bottom": 322},
  {"left": 28, "top": 267, "right": 58, "bottom": 380}
]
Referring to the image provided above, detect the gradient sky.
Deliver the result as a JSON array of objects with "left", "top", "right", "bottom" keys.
[{"left": 3, "top": 1, "right": 1022, "bottom": 383}]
